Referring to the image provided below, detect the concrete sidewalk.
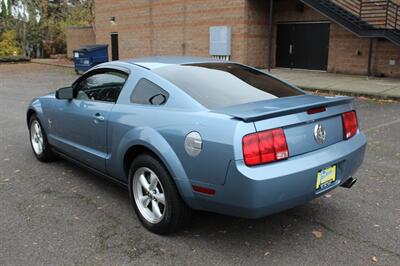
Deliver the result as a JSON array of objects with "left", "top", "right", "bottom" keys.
[
  {"left": 268, "top": 68, "right": 400, "bottom": 100},
  {"left": 30, "top": 59, "right": 400, "bottom": 100}
]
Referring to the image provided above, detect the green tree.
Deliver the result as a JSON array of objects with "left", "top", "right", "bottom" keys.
[
  {"left": 0, "top": 0, "right": 94, "bottom": 58},
  {"left": 6, "top": 0, "right": 11, "bottom": 17},
  {"left": 0, "top": 30, "right": 22, "bottom": 56},
  {"left": 65, "top": 0, "right": 94, "bottom": 27},
  {"left": 0, "top": 2, "right": 6, "bottom": 36},
  {"left": 1, "top": 0, "right": 7, "bottom": 18}
]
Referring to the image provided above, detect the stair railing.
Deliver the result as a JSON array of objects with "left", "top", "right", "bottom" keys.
[{"left": 331, "top": 0, "right": 400, "bottom": 30}]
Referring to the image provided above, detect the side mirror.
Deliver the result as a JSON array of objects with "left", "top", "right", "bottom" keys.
[{"left": 55, "top": 87, "right": 73, "bottom": 100}]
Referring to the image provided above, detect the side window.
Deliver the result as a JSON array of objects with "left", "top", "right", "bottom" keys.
[
  {"left": 75, "top": 71, "right": 128, "bottom": 103},
  {"left": 131, "top": 78, "right": 169, "bottom": 105}
]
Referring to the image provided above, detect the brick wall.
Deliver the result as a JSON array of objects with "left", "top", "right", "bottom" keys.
[
  {"left": 373, "top": 39, "right": 400, "bottom": 77},
  {"left": 65, "top": 26, "right": 96, "bottom": 59},
  {"left": 244, "top": 0, "right": 327, "bottom": 68},
  {"left": 95, "top": 0, "right": 400, "bottom": 77},
  {"left": 325, "top": 17, "right": 400, "bottom": 77},
  {"left": 244, "top": 0, "right": 400, "bottom": 77},
  {"left": 327, "top": 23, "right": 370, "bottom": 75},
  {"left": 244, "top": 0, "right": 268, "bottom": 68},
  {"left": 95, "top": 0, "right": 248, "bottom": 62}
]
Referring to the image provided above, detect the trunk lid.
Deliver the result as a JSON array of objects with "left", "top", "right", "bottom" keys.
[{"left": 214, "top": 94, "right": 354, "bottom": 157}]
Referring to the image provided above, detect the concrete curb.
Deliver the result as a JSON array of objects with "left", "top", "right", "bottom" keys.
[
  {"left": 300, "top": 86, "right": 400, "bottom": 101},
  {"left": 31, "top": 60, "right": 74, "bottom": 69}
]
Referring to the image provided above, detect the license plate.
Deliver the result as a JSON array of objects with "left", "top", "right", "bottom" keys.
[
  {"left": 83, "top": 59, "right": 90, "bottom": 65},
  {"left": 316, "top": 165, "right": 336, "bottom": 190}
]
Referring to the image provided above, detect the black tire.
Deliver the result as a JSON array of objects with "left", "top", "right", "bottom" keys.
[
  {"left": 29, "top": 114, "right": 56, "bottom": 162},
  {"left": 128, "top": 153, "right": 192, "bottom": 234}
]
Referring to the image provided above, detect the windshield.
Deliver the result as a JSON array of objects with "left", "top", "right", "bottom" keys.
[{"left": 153, "top": 63, "right": 303, "bottom": 109}]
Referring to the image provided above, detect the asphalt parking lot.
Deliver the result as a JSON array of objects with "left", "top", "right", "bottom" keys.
[{"left": 0, "top": 63, "right": 399, "bottom": 265}]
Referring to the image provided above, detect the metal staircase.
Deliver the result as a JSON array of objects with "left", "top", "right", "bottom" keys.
[{"left": 300, "top": 0, "right": 400, "bottom": 46}]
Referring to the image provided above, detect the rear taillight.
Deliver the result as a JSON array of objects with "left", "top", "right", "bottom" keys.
[
  {"left": 342, "top": 111, "right": 358, "bottom": 140},
  {"left": 242, "top": 128, "right": 289, "bottom": 166}
]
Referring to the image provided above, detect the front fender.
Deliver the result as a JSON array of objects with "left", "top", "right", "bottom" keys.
[
  {"left": 27, "top": 98, "right": 45, "bottom": 127},
  {"left": 113, "top": 126, "right": 198, "bottom": 208}
]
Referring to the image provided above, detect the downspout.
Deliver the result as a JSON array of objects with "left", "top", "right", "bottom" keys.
[
  {"left": 268, "top": 0, "right": 274, "bottom": 72},
  {"left": 367, "top": 38, "right": 373, "bottom": 77}
]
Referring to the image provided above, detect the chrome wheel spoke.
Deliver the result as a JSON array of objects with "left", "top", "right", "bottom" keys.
[
  {"left": 37, "top": 136, "right": 43, "bottom": 146},
  {"left": 154, "top": 193, "right": 165, "bottom": 205},
  {"left": 37, "top": 143, "right": 42, "bottom": 154},
  {"left": 140, "top": 195, "right": 151, "bottom": 208},
  {"left": 139, "top": 174, "right": 150, "bottom": 191},
  {"left": 149, "top": 173, "right": 158, "bottom": 190},
  {"left": 34, "top": 123, "right": 40, "bottom": 133},
  {"left": 151, "top": 200, "right": 162, "bottom": 218}
]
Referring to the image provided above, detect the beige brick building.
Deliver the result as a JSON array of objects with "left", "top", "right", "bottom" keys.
[
  {"left": 65, "top": 26, "right": 96, "bottom": 59},
  {"left": 94, "top": 0, "right": 400, "bottom": 77}
]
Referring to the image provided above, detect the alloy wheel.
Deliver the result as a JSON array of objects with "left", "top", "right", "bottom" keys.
[
  {"left": 30, "top": 120, "right": 44, "bottom": 155},
  {"left": 132, "top": 167, "right": 166, "bottom": 224}
]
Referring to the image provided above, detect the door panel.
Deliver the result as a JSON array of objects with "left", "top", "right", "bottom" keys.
[
  {"left": 49, "top": 69, "right": 128, "bottom": 172},
  {"left": 52, "top": 99, "right": 113, "bottom": 171},
  {"left": 276, "top": 22, "right": 330, "bottom": 71}
]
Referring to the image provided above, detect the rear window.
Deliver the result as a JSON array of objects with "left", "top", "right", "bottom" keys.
[{"left": 153, "top": 63, "right": 303, "bottom": 109}]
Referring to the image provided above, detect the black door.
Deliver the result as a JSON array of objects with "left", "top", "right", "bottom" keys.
[
  {"left": 276, "top": 22, "right": 330, "bottom": 70},
  {"left": 276, "top": 24, "right": 294, "bottom": 69},
  {"left": 111, "top": 32, "right": 119, "bottom": 61}
]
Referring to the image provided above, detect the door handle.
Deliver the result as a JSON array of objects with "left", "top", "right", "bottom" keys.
[
  {"left": 289, "top": 44, "right": 293, "bottom": 55},
  {"left": 94, "top": 113, "right": 105, "bottom": 123}
]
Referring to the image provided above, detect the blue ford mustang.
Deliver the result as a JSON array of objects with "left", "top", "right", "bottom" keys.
[{"left": 27, "top": 57, "right": 367, "bottom": 234}]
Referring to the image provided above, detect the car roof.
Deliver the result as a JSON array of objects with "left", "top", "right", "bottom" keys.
[{"left": 122, "top": 56, "right": 222, "bottom": 70}]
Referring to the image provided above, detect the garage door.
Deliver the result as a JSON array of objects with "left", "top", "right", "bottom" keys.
[{"left": 276, "top": 22, "right": 330, "bottom": 71}]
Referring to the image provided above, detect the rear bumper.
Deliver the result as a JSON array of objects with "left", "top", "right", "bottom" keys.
[{"left": 191, "top": 132, "right": 367, "bottom": 218}]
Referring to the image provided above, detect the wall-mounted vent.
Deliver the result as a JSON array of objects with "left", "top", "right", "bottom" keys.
[{"left": 209, "top": 26, "right": 231, "bottom": 61}]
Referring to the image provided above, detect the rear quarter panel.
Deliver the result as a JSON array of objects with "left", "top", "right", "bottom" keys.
[
  {"left": 106, "top": 65, "right": 255, "bottom": 187},
  {"left": 107, "top": 106, "right": 254, "bottom": 186}
]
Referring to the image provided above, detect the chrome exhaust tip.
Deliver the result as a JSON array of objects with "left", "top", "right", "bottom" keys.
[{"left": 341, "top": 177, "right": 357, "bottom": 189}]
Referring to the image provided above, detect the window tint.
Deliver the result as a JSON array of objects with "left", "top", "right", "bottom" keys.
[
  {"left": 75, "top": 71, "right": 128, "bottom": 103},
  {"left": 153, "top": 63, "right": 303, "bottom": 109},
  {"left": 131, "top": 78, "right": 169, "bottom": 105}
]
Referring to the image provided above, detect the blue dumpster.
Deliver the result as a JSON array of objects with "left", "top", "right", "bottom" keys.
[{"left": 73, "top": 44, "right": 108, "bottom": 74}]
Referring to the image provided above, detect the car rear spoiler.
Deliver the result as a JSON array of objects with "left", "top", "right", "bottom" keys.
[{"left": 213, "top": 95, "right": 354, "bottom": 122}]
